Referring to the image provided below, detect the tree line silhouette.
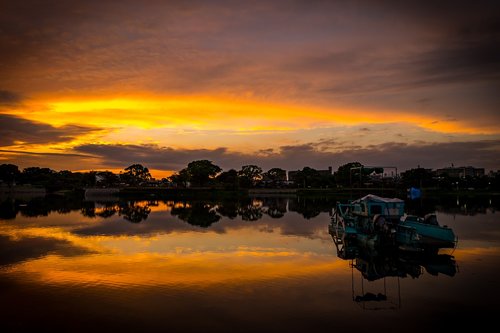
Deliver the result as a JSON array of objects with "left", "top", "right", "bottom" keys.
[{"left": 1, "top": 160, "right": 499, "bottom": 191}]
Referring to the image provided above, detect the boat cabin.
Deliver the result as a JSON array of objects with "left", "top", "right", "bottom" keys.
[{"left": 350, "top": 195, "right": 405, "bottom": 219}]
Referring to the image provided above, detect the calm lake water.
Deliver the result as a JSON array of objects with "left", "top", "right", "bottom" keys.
[{"left": 1, "top": 193, "right": 499, "bottom": 332}]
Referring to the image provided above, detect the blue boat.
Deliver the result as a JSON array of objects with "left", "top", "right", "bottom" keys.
[
  {"left": 400, "top": 214, "right": 457, "bottom": 248},
  {"left": 330, "top": 194, "right": 457, "bottom": 252}
]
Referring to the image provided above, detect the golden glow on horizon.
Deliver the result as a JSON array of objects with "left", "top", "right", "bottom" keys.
[
  {"left": 73, "top": 168, "right": 172, "bottom": 179},
  {"left": 4, "top": 94, "right": 495, "bottom": 135},
  {"left": 3, "top": 93, "right": 498, "bottom": 176}
]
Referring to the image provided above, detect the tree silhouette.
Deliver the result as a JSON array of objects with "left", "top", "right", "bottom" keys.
[
  {"left": 121, "top": 164, "right": 152, "bottom": 186},
  {"left": 238, "top": 165, "right": 263, "bottom": 188},
  {"left": 401, "top": 168, "right": 434, "bottom": 188},
  {"left": 335, "top": 162, "right": 364, "bottom": 187},
  {"left": 185, "top": 160, "right": 222, "bottom": 187},
  {"left": 95, "top": 171, "right": 120, "bottom": 187},
  {"left": 20, "top": 167, "right": 55, "bottom": 187},
  {"left": 216, "top": 169, "right": 239, "bottom": 189},
  {"left": 0, "top": 164, "right": 20, "bottom": 186},
  {"left": 169, "top": 168, "right": 190, "bottom": 187},
  {"left": 263, "top": 168, "right": 286, "bottom": 187}
]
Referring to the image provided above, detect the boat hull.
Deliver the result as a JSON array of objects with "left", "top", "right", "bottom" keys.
[{"left": 400, "top": 219, "right": 456, "bottom": 248}]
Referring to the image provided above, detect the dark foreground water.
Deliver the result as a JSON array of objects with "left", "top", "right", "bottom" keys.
[{"left": 1, "top": 194, "right": 499, "bottom": 332}]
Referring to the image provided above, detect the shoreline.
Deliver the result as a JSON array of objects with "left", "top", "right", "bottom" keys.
[{"left": 2, "top": 186, "right": 499, "bottom": 200}]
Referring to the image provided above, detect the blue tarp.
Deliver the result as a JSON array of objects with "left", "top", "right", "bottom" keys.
[{"left": 408, "top": 187, "right": 421, "bottom": 200}]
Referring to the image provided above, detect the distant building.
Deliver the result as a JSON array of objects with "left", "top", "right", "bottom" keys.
[
  {"left": 288, "top": 167, "right": 332, "bottom": 182},
  {"left": 95, "top": 173, "right": 106, "bottom": 184},
  {"left": 261, "top": 169, "right": 287, "bottom": 185},
  {"left": 435, "top": 166, "right": 485, "bottom": 178},
  {"left": 317, "top": 166, "right": 333, "bottom": 177},
  {"left": 488, "top": 170, "right": 500, "bottom": 177},
  {"left": 287, "top": 170, "right": 300, "bottom": 182}
]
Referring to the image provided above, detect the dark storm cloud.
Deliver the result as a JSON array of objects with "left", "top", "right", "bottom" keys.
[
  {"left": 0, "top": 114, "right": 103, "bottom": 146},
  {"left": 0, "top": 90, "right": 23, "bottom": 106},
  {"left": 73, "top": 140, "right": 500, "bottom": 173},
  {"left": 0, "top": 149, "right": 92, "bottom": 158},
  {"left": 0, "top": 1, "right": 89, "bottom": 74},
  {"left": 298, "top": 16, "right": 500, "bottom": 97},
  {"left": 74, "top": 144, "right": 239, "bottom": 171},
  {"left": 0, "top": 149, "right": 98, "bottom": 172},
  {"left": 3, "top": 0, "right": 498, "bottom": 94},
  {"left": 332, "top": 141, "right": 500, "bottom": 171},
  {"left": 281, "top": 1, "right": 500, "bottom": 120},
  {"left": 401, "top": 23, "right": 500, "bottom": 88}
]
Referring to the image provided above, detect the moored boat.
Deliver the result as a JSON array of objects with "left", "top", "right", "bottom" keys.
[
  {"left": 330, "top": 194, "right": 457, "bottom": 252},
  {"left": 331, "top": 194, "right": 420, "bottom": 252}
]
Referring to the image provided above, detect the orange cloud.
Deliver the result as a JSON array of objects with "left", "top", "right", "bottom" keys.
[{"left": 5, "top": 94, "right": 495, "bottom": 136}]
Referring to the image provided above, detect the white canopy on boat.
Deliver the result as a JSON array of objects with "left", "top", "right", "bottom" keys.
[{"left": 352, "top": 194, "right": 404, "bottom": 204}]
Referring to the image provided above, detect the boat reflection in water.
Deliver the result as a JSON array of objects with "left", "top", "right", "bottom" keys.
[{"left": 329, "top": 219, "right": 458, "bottom": 310}]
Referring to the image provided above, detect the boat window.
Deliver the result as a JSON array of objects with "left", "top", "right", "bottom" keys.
[
  {"left": 371, "top": 205, "right": 382, "bottom": 214},
  {"left": 424, "top": 214, "right": 438, "bottom": 225}
]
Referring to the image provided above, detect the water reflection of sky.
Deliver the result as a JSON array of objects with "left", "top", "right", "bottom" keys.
[
  {"left": 0, "top": 199, "right": 337, "bottom": 289},
  {"left": 0, "top": 195, "right": 499, "bottom": 332}
]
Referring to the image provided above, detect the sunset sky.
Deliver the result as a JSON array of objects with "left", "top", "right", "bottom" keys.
[{"left": 1, "top": 0, "right": 499, "bottom": 178}]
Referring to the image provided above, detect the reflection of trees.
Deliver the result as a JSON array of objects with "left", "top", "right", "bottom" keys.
[
  {"left": 119, "top": 201, "right": 152, "bottom": 223},
  {"left": 8, "top": 193, "right": 495, "bottom": 229},
  {"left": 80, "top": 202, "right": 119, "bottom": 219},
  {"left": 288, "top": 197, "right": 335, "bottom": 219},
  {"left": 215, "top": 199, "right": 238, "bottom": 219},
  {"left": 1, "top": 195, "right": 338, "bottom": 223},
  {"left": 168, "top": 198, "right": 277, "bottom": 223},
  {"left": 19, "top": 195, "right": 85, "bottom": 218},
  {"left": 237, "top": 199, "right": 263, "bottom": 221},
  {"left": 21, "top": 198, "right": 51, "bottom": 217},
  {"left": 80, "top": 202, "right": 98, "bottom": 217},
  {"left": 95, "top": 206, "right": 118, "bottom": 218},
  {"left": 170, "top": 201, "right": 221, "bottom": 227},
  {"left": 238, "top": 205, "right": 263, "bottom": 221},
  {"left": 80, "top": 200, "right": 153, "bottom": 223},
  {"left": 262, "top": 197, "right": 287, "bottom": 219},
  {"left": 0, "top": 199, "right": 16, "bottom": 219}
]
